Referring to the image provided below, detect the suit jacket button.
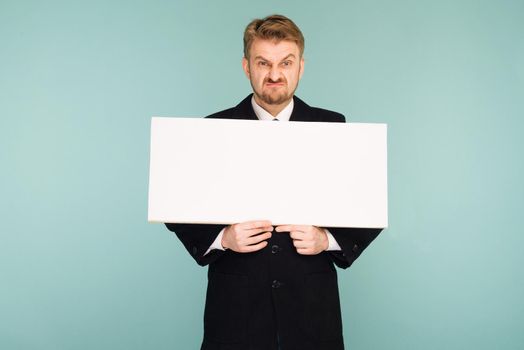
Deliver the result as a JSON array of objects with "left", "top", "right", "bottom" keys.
[
  {"left": 192, "top": 246, "right": 198, "bottom": 256},
  {"left": 272, "top": 280, "right": 282, "bottom": 289},
  {"left": 271, "top": 245, "right": 280, "bottom": 254},
  {"left": 352, "top": 244, "right": 359, "bottom": 252}
]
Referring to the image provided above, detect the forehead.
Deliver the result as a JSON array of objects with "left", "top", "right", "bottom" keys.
[{"left": 249, "top": 38, "right": 300, "bottom": 61}]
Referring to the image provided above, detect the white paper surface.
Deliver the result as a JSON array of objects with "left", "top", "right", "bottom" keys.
[{"left": 148, "top": 117, "right": 388, "bottom": 228}]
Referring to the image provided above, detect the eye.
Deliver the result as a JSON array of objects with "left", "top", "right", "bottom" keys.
[
  {"left": 282, "top": 60, "right": 292, "bottom": 67},
  {"left": 258, "top": 61, "right": 268, "bottom": 66}
]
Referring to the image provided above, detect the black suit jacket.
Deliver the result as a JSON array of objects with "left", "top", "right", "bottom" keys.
[{"left": 166, "top": 94, "right": 382, "bottom": 350}]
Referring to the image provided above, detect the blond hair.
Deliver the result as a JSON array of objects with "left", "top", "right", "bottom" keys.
[{"left": 243, "top": 14, "right": 305, "bottom": 59}]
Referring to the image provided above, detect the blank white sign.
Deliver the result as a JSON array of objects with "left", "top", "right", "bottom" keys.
[{"left": 148, "top": 117, "right": 388, "bottom": 228}]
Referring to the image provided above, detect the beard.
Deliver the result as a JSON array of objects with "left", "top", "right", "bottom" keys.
[{"left": 251, "top": 77, "right": 296, "bottom": 106}]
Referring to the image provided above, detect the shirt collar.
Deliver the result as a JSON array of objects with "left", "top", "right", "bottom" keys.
[{"left": 251, "top": 95, "right": 294, "bottom": 121}]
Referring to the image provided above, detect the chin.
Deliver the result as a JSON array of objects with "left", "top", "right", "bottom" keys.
[{"left": 263, "top": 93, "right": 290, "bottom": 105}]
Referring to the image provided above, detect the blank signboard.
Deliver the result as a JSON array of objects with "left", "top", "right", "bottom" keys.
[{"left": 148, "top": 117, "right": 388, "bottom": 228}]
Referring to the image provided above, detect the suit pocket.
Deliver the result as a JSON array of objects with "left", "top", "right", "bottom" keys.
[
  {"left": 303, "top": 271, "right": 343, "bottom": 341},
  {"left": 204, "top": 272, "right": 249, "bottom": 343}
]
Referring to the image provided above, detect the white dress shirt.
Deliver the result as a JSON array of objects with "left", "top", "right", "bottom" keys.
[{"left": 204, "top": 97, "right": 341, "bottom": 255}]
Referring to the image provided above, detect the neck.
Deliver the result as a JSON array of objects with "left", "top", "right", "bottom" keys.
[{"left": 253, "top": 95, "right": 292, "bottom": 117}]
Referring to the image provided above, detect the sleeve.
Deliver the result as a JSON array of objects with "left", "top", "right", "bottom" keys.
[
  {"left": 324, "top": 229, "right": 342, "bottom": 251},
  {"left": 165, "top": 223, "right": 228, "bottom": 266},
  {"left": 204, "top": 228, "right": 227, "bottom": 256},
  {"left": 324, "top": 227, "right": 382, "bottom": 269}
]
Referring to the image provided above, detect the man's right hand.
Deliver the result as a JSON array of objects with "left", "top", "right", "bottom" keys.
[{"left": 221, "top": 220, "right": 273, "bottom": 253}]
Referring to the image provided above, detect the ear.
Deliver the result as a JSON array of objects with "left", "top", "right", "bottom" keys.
[
  {"left": 242, "top": 57, "right": 250, "bottom": 80},
  {"left": 298, "top": 57, "right": 305, "bottom": 80}
]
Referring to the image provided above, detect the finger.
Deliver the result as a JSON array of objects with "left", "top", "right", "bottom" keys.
[
  {"left": 240, "top": 220, "right": 273, "bottom": 230},
  {"left": 276, "top": 225, "right": 308, "bottom": 233},
  {"left": 275, "top": 225, "right": 293, "bottom": 232},
  {"left": 243, "top": 226, "right": 274, "bottom": 237},
  {"left": 244, "top": 231, "right": 272, "bottom": 245},
  {"left": 292, "top": 239, "right": 309, "bottom": 249},
  {"left": 296, "top": 247, "right": 314, "bottom": 255},
  {"left": 289, "top": 231, "right": 306, "bottom": 240},
  {"left": 257, "top": 225, "right": 274, "bottom": 232},
  {"left": 293, "top": 239, "right": 313, "bottom": 248},
  {"left": 240, "top": 241, "right": 268, "bottom": 253}
]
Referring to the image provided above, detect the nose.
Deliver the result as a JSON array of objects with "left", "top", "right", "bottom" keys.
[{"left": 268, "top": 66, "right": 281, "bottom": 82}]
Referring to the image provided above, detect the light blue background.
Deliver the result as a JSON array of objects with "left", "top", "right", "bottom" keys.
[{"left": 1, "top": 0, "right": 523, "bottom": 349}]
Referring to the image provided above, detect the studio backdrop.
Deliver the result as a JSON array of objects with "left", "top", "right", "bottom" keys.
[{"left": 1, "top": 0, "right": 523, "bottom": 349}]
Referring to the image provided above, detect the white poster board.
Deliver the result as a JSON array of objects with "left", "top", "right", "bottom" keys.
[{"left": 148, "top": 117, "right": 388, "bottom": 228}]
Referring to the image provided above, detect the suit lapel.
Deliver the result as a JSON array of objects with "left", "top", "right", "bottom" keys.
[
  {"left": 290, "top": 95, "right": 314, "bottom": 122},
  {"left": 232, "top": 94, "right": 258, "bottom": 120}
]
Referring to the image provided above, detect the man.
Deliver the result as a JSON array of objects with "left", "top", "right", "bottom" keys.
[{"left": 166, "top": 14, "right": 382, "bottom": 350}]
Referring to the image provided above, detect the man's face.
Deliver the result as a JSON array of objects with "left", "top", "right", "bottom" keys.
[{"left": 242, "top": 39, "right": 304, "bottom": 107}]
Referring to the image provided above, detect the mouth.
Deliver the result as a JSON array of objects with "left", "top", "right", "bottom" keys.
[{"left": 265, "top": 82, "right": 285, "bottom": 88}]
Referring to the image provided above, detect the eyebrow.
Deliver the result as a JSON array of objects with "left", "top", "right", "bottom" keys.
[
  {"left": 280, "top": 54, "right": 296, "bottom": 61},
  {"left": 254, "top": 53, "right": 296, "bottom": 62}
]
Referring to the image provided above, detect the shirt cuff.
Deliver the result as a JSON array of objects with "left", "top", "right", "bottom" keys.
[
  {"left": 203, "top": 227, "right": 227, "bottom": 256},
  {"left": 324, "top": 229, "right": 342, "bottom": 251}
]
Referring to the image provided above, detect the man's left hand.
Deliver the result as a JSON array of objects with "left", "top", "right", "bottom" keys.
[{"left": 275, "top": 225, "right": 328, "bottom": 255}]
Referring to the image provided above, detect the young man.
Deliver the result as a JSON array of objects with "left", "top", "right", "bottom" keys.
[{"left": 166, "top": 14, "right": 382, "bottom": 350}]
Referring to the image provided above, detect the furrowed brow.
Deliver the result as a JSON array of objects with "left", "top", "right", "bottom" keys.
[{"left": 280, "top": 54, "right": 296, "bottom": 62}]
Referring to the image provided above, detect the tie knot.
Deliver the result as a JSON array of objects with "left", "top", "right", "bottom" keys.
[{"left": 272, "top": 118, "right": 279, "bottom": 121}]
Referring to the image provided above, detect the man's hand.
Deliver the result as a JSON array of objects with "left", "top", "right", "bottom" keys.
[
  {"left": 275, "top": 225, "right": 328, "bottom": 255},
  {"left": 222, "top": 220, "right": 273, "bottom": 253}
]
